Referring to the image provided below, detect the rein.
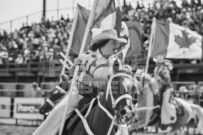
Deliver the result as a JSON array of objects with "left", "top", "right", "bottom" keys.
[
  {"left": 46, "top": 99, "right": 55, "bottom": 107},
  {"left": 75, "top": 95, "right": 115, "bottom": 135}
]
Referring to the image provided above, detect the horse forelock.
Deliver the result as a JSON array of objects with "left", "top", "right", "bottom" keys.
[
  {"left": 122, "top": 78, "right": 133, "bottom": 93},
  {"left": 105, "top": 73, "right": 134, "bottom": 102},
  {"left": 122, "top": 77, "right": 139, "bottom": 95}
]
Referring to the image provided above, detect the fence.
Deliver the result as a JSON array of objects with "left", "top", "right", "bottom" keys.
[
  {"left": 0, "top": 82, "right": 57, "bottom": 126},
  {"left": 0, "top": 97, "right": 44, "bottom": 126},
  {"left": 0, "top": 81, "right": 203, "bottom": 130}
]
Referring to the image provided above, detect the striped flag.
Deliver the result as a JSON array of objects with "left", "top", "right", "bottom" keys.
[{"left": 151, "top": 19, "right": 202, "bottom": 59}]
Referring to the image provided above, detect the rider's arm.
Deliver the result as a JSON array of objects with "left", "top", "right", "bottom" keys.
[
  {"left": 91, "top": 65, "right": 113, "bottom": 79},
  {"left": 86, "top": 55, "right": 114, "bottom": 80}
]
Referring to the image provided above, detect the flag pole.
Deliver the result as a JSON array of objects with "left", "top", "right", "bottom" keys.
[
  {"left": 117, "top": 0, "right": 122, "bottom": 10},
  {"left": 145, "top": 17, "right": 156, "bottom": 74},
  {"left": 60, "top": 5, "right": 79, "bottom": 79},
  {"left": 142, "top": 17, "right": 156, "bottom": 128},
  {"left": 58, "top": 0, "right": 99, "bottom": 134}
]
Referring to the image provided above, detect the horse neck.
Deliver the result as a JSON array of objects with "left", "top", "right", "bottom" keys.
[
  {"left": 86, "top": 93, "right": 115, "bottom": 135},
  {"left": 99, "top": 92, "right": 115, "bottom": 115},
  {"left": 137, "top": 83, "right": 155, "bottom": 106}
]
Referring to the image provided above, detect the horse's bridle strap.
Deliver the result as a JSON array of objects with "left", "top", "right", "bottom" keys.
[
  {"left": 46, "top": 98, "right": 55, "bottom": 107},
  {"left": 107, "top": 119, "right": 115, "bottom": 135},
  {"left": 97, "top": 96, "right": 114, "bottom": 120},
  {"left": 85, "top": 97, "right": 97, "bottom": 118},
  {"left": 75, "top": 109, "right": 94, "bottom": 135},
  {"left": 97, "top": 96, "right": 116, "bottom": 135},
  {"left": 113, "top": 94, "right": 132, "bottom": 108}
]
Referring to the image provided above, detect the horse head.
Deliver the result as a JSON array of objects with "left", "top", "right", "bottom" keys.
[
  {"left": 104, "top": 72, "right": 139, "bottom": 125},
  {"left": 39, "top": 86, "right": 66, "bottom": 115}
]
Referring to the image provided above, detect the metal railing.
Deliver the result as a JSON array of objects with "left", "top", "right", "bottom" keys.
[{"left": 0, "top": 7, "right": 76, "bottom": 32}]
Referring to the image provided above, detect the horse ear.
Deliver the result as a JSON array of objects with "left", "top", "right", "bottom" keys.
[{"left": 112, "top": 59, "right": 120, "bottom": 74}]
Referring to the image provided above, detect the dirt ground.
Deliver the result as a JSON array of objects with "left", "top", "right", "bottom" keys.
[
  {"left": 0, "top": 125, "right": 37, "bottom": 135},
  {"left": 0, "top": 124, "right": 199, "bottom": 135}
]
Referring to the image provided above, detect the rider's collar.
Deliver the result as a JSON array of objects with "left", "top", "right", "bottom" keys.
[{"left": 97, "top": 49, "right": 110, "bottom": 59}]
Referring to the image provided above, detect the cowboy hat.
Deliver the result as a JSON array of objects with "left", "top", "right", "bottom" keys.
[{"left": 91, "top": 29, "right": 127, "bottom": 45}]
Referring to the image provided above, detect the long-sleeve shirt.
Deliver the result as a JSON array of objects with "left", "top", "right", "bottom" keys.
[{"left": 76, "top": 49, "right": 130, "bottom": 89}]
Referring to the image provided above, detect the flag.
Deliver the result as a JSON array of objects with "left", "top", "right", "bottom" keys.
[
  {"left": 92, "top": 7, "right": 122, "bottom": 36},
  {"left": 151, "top": 20, "right": 202, "bottom": 59},
  {"left": 70, "top": 0, "right": 116, "bottom": 56},
  {"left": 93, "top": 0, "right": 115, "bottom": 25},
  {"left": 121, "top": 21, "right": 143, "bottom": 61},
  {"left": 70, "top": 5, "right": 90, "bottom": 56}
]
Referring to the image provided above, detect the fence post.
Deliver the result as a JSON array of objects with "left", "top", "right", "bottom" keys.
[
  {"left": 57, "top": 0, "right": 59, "bottom": 20},
  {"left": 26, "top": 16, "right": 29, "bottom": 25},
  {"left": 10, "top": 21, "right": 12, "bottom": 32}
]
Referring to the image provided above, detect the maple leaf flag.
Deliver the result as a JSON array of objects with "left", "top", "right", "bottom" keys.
[{"left": 150, "top": 20, "right": 203, "bottom": 59}]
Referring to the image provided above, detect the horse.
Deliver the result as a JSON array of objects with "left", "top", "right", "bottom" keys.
[
  {"left": 39, "top": 85, "right": 66, "bottom": 115},
  {"left": 129, "top": 63, "right": 203, "bottom": 134},
  {"left": 39, "top": 79, "right": 100, "bottom": 116},
  {"left": 60, "top": 72, "right": 138, "bottom": 135}
]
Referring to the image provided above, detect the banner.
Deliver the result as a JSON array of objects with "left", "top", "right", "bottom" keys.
[
  {"left": 13, "top": 98, "right": 45, "bottom": 120},
  {"left": 0, "top": 97, "right": 11, "bottom": 117}
]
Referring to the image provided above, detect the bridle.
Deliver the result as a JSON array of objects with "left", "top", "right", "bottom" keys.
[
  {"left": 105, "top": 73, "right": 136, "bottom": 109},
  {"left": 44, "top": 86, "right": 66, "bottom": 110}
]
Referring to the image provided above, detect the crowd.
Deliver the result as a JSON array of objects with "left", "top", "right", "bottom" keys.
[
  {"left": 0, "top": 16, "right": 71, "bottom": 64},
  {"left": 0, "top": 0, "right": 203, "bottom": 65}
]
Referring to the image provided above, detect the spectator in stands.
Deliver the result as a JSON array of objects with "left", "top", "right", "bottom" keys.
[
  {"left": 193, "top": 82, "right": 201, "bottom": 104},
  {"left": 0, "top": 44, "right": 8, "bottom": 64},
  {"left": 1, "top": 0, "right": 203, "bottom": 65},
  {"left": 23, "top": 48, "right": 30, "bottom": 63},
  {"left": 31, "top": 82, "right": 44, "bottom": 97},
  {"left": 15, "top": 54, "right": 24, "bottom": 64}
]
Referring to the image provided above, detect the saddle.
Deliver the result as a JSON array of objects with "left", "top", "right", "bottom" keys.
[{"left": 170, "top": 98, "right": 184, "bottom": 116}]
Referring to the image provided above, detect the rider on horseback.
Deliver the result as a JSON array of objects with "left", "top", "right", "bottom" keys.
[
  {"left": 33, "top": 29, "right": 131, "bottom": 135},
  {"left": 154, "top": 56, "right": 177, "bottom": 131}
]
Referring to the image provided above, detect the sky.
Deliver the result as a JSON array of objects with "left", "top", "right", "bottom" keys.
[{"left": 0, "top": 0, "right": 153, "bottom": 32}]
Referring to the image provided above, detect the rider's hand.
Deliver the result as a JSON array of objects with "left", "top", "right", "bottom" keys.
[
  {"left": 120, "top": 65, "right": 132, "bottom": 74},
  {"left": 141, "top": 72, "right": 151, "bottom": 82},
  {"left": 73, "top": 58, "right": 82, "bottom": 66}
]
